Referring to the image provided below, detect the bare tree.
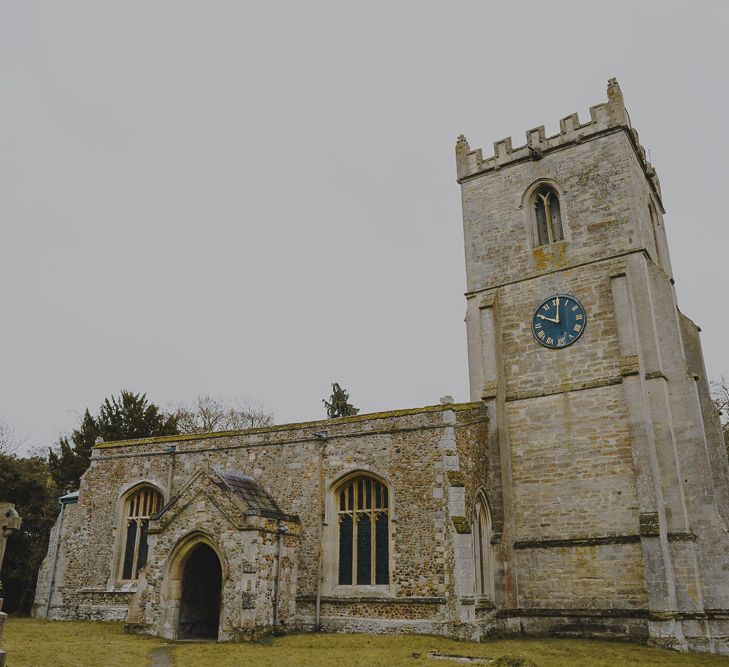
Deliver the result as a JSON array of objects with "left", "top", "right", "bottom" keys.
[
  {"left": 172, "top": 395, "right": 273, "bottom": 434},
  {"left": 710, "top": 376, "right": 729, "bottom": 451},
  {"left": 0, "top": 421, "right": 22, "bottom": 455}
]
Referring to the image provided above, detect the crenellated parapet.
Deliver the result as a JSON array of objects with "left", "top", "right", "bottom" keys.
[{"left": 456, "top": 79, "right": 662, "bottom": 205}]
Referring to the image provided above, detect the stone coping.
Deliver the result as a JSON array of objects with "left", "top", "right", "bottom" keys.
[{"left": 92, "top": 402, "right": 484, "bottom": 450}]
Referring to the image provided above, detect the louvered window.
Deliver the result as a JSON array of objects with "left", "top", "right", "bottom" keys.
[
  {"left": 533, "top": 185, "right": 563, "bottom": 246},
  {"left": 121, "top": 487, "right": 162, "bottom": 580},
  {"left": 337, "top": 475, "right": 389, "bottom": 586}
]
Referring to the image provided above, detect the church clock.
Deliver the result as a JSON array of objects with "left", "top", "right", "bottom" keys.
[{"left": 531, "top": 295, "right": 586, "bottom": 349}]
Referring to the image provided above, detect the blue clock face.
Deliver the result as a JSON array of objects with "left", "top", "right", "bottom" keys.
[{"left": 532, "top": 295, "right": 586, "bottom": 349}]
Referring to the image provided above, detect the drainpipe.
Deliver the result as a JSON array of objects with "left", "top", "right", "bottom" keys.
[
  {"left": 45, "top": 492, "right": 77, "bottom": 618},
  {"left": 273, "top": 521, "right": 288, "bottom": 631},
  {"left": 312, "top": 431, "right": 327, "bottom": 631}
]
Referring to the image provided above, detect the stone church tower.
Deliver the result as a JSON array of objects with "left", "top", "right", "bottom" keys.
[{"left": 456, "top": 78, "right": 729, "bottom": 651}]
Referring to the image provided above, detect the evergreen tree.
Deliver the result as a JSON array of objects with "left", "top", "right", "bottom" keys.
[
  {"left": 0, "top": 453, "right": 58, "bottom": 614},
  {"left": 48, "top": 390, "right": 178, "bottom": 493},
  {"left": 97, "top": 391, "right": 178, "bottom": 442},
  {"left": 323, "top": 383, "right": 359, "bottom": 419},
  {"left": 47, "top": 409, "right": 97, "bottom": 495}
]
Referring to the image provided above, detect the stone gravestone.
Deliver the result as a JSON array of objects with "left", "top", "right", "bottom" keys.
[{"left": 0, "top": 503, "right": 22, "bottom": 667}]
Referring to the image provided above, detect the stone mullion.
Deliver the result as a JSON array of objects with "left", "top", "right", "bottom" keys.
[
  {"left": 130, "top": 516, "right": 142, "bottom": 580},
  {"left": 543, "top": 193, "right": 555, "bottom": 244},
  {"left": 338, "top": 480, "right": 390, "bottom": 587},
  {"left": 369, "top": 479, "right": 376, "bottom": 585},
  {"left": 352, "top": 481, "right": 359, "bottom": 586},
  {"left": 370, "top": 501, "right": 376, "bottom": 586},
  {"left": 349, "top": 484, "right": 356, "bottom": 586},
  {"left": 336, "top": 479, "right": 389, "bottom": 587},
  {"left": 123, "top": 488, "right": 163, "bottom": 581},
  {"left": 351, "top": 514, "right": 357, "bottom": 585}
]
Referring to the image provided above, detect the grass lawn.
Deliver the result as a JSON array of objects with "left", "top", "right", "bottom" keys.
[
  {"left": 6, "top": 618, "right": 729, "bottom": 666},
  {"left": 3, "top": 618, "right": 165, "bottom": 667},
  {"left": 172, "top": 632, "right": 729, "bottom": 667}
]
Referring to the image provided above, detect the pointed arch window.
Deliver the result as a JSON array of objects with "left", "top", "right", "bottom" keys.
[
  {"left": 336, "top": 475, "right": 389, "bottom": 586},
  {"left": 120, "top": 486, "right": 163, "bottom": 580},
  {"left": 533, "top": 185, "right": 564, "bottom": 246},
  {"left": 473, "top": 493, "right": 493, "bottom": 598}
]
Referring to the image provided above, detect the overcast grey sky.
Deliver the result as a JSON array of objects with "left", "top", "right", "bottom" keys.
[{"left": 2, "top": 2, "right": 727, "bottom": 454}]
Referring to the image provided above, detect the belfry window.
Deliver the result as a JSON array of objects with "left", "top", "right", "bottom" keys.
[
  {"left": 121, "top": 486, "right": 162, "bottom": 580},
  {"left": 336, "top": 475, "right": 389, "bottom": 586},
  {"left": 473, "top": 493, "right": 493, "bottom": 598},
  {"left": 533, "top": 185, "right": 564, "bottom": 246}
]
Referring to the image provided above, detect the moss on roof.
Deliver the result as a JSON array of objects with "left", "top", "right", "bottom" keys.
[{"left": 93, "top": 401, "right": 485, "bottom": 450}]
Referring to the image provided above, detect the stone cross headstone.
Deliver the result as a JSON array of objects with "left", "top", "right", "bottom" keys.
[{"left": 0, "top": 503, "right": 22, "bottom": 667}]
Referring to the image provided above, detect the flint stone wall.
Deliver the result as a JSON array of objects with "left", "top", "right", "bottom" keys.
[{"left": 33, "top": 402, "right": 489, "bottom": 637}]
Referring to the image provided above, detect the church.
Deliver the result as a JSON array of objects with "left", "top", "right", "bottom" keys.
[{"left": 32, "top": 80, "right": 729, "bottom": 654}]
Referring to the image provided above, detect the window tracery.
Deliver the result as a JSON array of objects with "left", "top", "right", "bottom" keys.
[
  {"left": 336, "top": 475, "right": 389, "bottom": 586},
  {"left": 533, "top": 185, "right": 564, "bottom": 246},
  {"left": 120, "top": 486, "right": 162, "bottom": 580}
]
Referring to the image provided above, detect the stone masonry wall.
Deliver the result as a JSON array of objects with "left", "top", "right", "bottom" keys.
[
  {"left": 458, "top": 83, "right": 665, "bottom": 615},
  {"left": 466, "top": 257, "right": 647, "bottom": 610},
  {"left": 32, "top": 502, "right": 79, "bottom": 619},
  {"left": 36, "top": 403, "right": 489, "bottom": 637},
  {"left": 515, "top": 543, "right": 647, "bottom": 609},
  {"left": 459, "top": 130, "right": 647, "bottom": 299},
  {"left": 507, "top": 382, "right": 638, "bottom": 540},
  {"left": 458, "top": 80, "right": 729, "bottom": 652}
]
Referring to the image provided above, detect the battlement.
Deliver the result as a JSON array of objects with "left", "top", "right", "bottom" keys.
[{"left": 456, "top": 79, "right": 662, "bottom": 204}]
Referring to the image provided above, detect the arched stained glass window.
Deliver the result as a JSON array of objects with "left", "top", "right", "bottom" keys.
[
  {"left": 473, "top": 493, "right": 493, "bottom": 598},
  {"left": 336, "top": 475, "right": 389, "bottom": 586},
  {"left": 533, "top": 185, "right": 563, "bottom": 246},
  {"left": 121, "top": 486, "right": 163, "bottom": 580}
]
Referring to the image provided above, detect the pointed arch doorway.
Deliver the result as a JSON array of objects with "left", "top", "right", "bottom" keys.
[{"left": 178, "top": 543, "right": 222, "bottom": 639}]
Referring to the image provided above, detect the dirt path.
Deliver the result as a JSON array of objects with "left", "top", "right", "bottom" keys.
[{"left": 148, "top": 645, "right": 175, "bottom": 667}]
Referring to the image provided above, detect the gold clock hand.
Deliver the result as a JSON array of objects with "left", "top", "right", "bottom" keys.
[
  {"left": 536, "top": 313, "right": 558, "bottom": 323},
  {"left": 555, "top": 297, "right": 560, "bottom": 324}
]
